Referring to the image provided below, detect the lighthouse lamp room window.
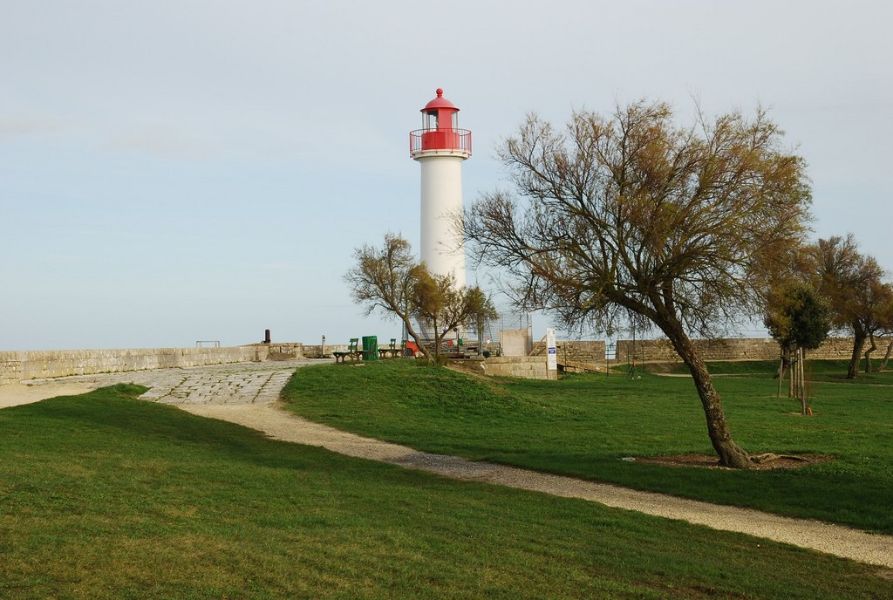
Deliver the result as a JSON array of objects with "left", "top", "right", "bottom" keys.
[{"left": 425, "top": 110, "right": 438, "bottom": 130}]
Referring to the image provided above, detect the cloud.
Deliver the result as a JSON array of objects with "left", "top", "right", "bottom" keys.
[
  {"left": 106, "top": 127, "right": 211, "bottom": 160},
  {"left": 0, "top": 116, "right": 64, "bottom": 138}
]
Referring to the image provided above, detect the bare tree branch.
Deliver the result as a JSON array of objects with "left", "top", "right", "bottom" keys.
[{"left": 463, "top": 100, "right": 812, "bottom": 468}]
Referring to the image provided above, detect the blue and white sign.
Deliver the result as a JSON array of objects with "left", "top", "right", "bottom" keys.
[{"left": 546, "top": 328, "right": 557, "bottom": 372}]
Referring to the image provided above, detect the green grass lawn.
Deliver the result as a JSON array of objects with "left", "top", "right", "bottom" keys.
[
  {"left": 283, "top": 360, "right": 893, "bottom": 534},
  {"left": 652, "top": 358, "right": 893, "bottom": 384},
  {"left": 4, "top": 386, "right": 891, "bottom": 598}
]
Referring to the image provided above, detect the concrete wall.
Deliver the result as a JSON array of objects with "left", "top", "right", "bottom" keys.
[
  {"left": 0, "top": 346, "right": 270, "bottom": 385},
  {"left": 501, "top": 328, "right": 532, "bottom": 357}
]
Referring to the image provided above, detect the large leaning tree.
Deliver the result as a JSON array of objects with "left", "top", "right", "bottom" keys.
[{"left": 463, "top": 101, "right": 811, "bottom": 468}]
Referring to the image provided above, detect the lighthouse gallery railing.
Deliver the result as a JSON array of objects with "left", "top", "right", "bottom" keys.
[{"left": 409, "top": 128, "right": 472, "bottom": 157}]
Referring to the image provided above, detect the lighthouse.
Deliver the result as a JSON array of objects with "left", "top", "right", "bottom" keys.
[{"left": 409, "top": 88, "right": 472, "bottom": 288}]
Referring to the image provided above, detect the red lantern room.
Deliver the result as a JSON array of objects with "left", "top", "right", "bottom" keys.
[{"left": 409, "top": 88, "right": 472, "bottom": 158}]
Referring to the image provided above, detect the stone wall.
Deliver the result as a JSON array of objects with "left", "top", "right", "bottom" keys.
[
  {"left": 525, "top": 336, "right": 858, "bottom": 365},
  {"left": 480, "top": 356, "right": 552, "bottom": 380},
  {"left": 301, "top": 344, "right": 349, "bottom": 358},
  {"left": 1, "top": 336, "right": 865, "bottom": 386},
  {"left": 0, "top": 346, "right": 269, "bottom": 385},
  {"left": 614, "top": 337, "right": 858, "bottom": 363},
  {"left": 531, "top": 340, "right": 606, "bottom": 363}
]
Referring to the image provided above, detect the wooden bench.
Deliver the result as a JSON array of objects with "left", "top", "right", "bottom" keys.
[
  {"left": 378, "top": 338, "right": 403, "bottom": 359},
  {"left": 333, "top": 338, "right": 362, "bottom": 363}
]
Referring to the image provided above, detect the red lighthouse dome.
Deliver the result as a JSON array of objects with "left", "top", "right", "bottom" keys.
[{"left": 409, "top": 88, "right": 472, "bottom": 158}]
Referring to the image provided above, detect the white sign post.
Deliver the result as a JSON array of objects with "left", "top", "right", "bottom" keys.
[{"left": 546, "top": 328, "right": 557, "bottom": 379}]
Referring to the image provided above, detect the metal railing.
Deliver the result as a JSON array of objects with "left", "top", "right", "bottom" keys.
[{"left": 409, "top": 128, "right": 472, "bottom": 156}]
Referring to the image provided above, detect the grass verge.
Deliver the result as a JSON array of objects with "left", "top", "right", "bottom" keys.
[
  {"left": 646, "top": 358, "right": 893, "bottom": 383},
  {"left": 2, "top": 384, "right": 891, "bottom": 598},
  {"left": 283, "top": 360, "right": 893, "bottom": 533}
]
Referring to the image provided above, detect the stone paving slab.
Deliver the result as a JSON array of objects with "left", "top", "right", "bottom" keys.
[{"left": 17, "top": 359, "right": 325, "bottom": 405}]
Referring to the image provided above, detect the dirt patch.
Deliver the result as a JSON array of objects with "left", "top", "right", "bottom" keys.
[
  {"left": 640, "top": 362, "right": 683, "bottom": 374},
  {"left": 0, "top": 382, "right": 101, "bottom": 409},
  {"left": 632, "top": 453, "right": 833, "bottom": 471}
]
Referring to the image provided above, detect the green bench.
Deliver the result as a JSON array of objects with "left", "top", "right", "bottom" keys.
[
  {"left": 378, "top": 338, "right": 403, "bottom": 359},
  {"left": 333, "top": 338, "right": 363, "bottom": 363}
]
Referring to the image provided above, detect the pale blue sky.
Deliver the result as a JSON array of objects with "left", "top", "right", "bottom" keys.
[{"left": 2, "top": 0, "right": 891, "bottom": 349}]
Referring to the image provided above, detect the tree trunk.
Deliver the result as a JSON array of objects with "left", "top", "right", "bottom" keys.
[
  {"left": 881, "top": 339, "right": 892, "bottom": 371},
  {"left": 776, "top": 355, "right": 784, "bottom": 399},
  {"left": 789, "top": 353, "right": 795, "bottom": 398},
  {"left": 863, "top": 333, "right": 876, "bottom": 374},
  {"left": 798, "top": 348, "right": 808, "bottom": 416},
  {"left": 664, "top": 323, "right": 752, "bottom": 469},
  {"left": 432, "top": 317, "right": 440, "bottom": 361},
  {"left": 402, "top": 317, "right": 431, "bottom": 360},
  {"left": 847, "top": 329, "right": 866, "bottom": 379}
]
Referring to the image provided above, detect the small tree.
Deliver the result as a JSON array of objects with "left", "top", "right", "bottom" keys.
[
  {"left": 764, "top": 282, "right": 831, "bottom": 413},
  {"left": 861, "top": 282, "right": 893, "bottom": 373},
  {"left": 346, "top": 234, "right": 497, "bottom": 362},
  {"left": 877, "top": 294, "right": 893, "bottom": 371},
  {"left": 765, "top": 282, "right": 831, "bottom": 366},
  {"left": 412, "top": 267, "right": 498, "bottom": 361},
  {"left": 880, "top": 331, "right": 893, "bottom": 372},
  {"left": 811, "top": 235, "right": 889, "bottom": 378},
  {"left": 345, "top": 234, "right": 431, "bottom": 360},
  {"left": 463, "top": 101, "right": 811, "bottom": 468}
]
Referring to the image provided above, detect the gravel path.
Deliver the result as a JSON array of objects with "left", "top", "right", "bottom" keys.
[{"left": 5, "top": 361, "right": 892, "bottom": 570}]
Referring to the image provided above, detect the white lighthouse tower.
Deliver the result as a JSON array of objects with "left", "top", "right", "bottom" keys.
[{"left": 409, "top": 88, "right": 472, "bottom": 288}]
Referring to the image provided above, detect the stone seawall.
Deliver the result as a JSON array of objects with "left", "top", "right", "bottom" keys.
[
  {"left": 527, "top": 337, "right": 859, "bottom": 366},
  {"left": 302, "top": 344, "right": 348, "bottom": 358},
  {"left": 531, "top": 340, "right": 606, "bottom": 363},
  {"left": 1, "top": 336, "right": 866, "bottom": 386},
  {"left": 614, "top": 337, "right": 857, "bottom": 363},
  {"left": 0, "top": 346, "right": 270, "bottom": 385}
]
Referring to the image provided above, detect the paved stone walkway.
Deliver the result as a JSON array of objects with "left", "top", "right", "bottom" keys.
[
  {"left": 5, "top": 359, "right": 892, "bottom": 570},
  {"left": 14, "top": 359, "right": 318, "bottom": 407}
]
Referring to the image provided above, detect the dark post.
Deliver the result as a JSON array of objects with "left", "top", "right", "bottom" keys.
[{"left": 264, "top": 329, "right": 271, "bottom": 344}]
